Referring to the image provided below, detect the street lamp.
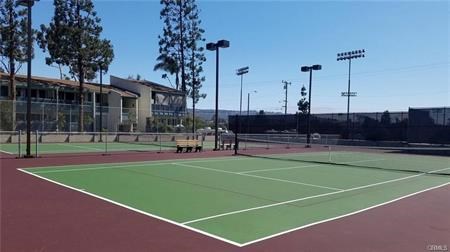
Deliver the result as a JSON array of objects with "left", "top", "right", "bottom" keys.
[
  {"left": 206, "top": 39, "right": 230, "bottom": 151},
  {"left": 301, "top": 64, "right": 322, "bottom": 147},
  {"left": 18, "top": 0, "right": 39, "bottom": 158},
  {"left": 236, "top": 66, "right": 249, "bottom": 116},
  {"left": 337, "top": 49, "right": 365, "bottom": 139}
]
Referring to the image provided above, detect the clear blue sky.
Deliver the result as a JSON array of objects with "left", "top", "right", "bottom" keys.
[{"left": 30, "top": 0, "right": 449, "bottom": 114}]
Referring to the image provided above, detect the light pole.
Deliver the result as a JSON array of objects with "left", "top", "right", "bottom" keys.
[
  {"left": 301, "top": 64, "right": 322, "bottom": 147},
  {"left": 99, "top": 64, "right": 103, "bottom": 140},
  {"left": 18, "top": 0, "right": 39, "bottom": 158},
  {"left": 206, "top": 40, "right": 230, "bottom": 151},
  {"left": 337, "top": 49, "right": 365, "bottom": 139},
  {"left": 236, "top": 66, "right": 249, "bottom": 115},
  {"left": 56, "top": 86, "right": 59, "bottom": 131}
]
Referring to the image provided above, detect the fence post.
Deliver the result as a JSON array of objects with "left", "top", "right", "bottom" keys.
[
  {"left": 69, "top": 107, "right": 72, "bottom": 133},
  {"left": 159, "top": 132, "right": 162, "bottom": 153},
  {"left": 105, "top": 130, "right": 108, "bottom": 154},
  {"left": 18, "top": 130, "right": 21, "bottom": 158},
  {"left": 41, "top": 104, "right": 44, "bottom": 132},
  {"left": 35, "top": 130, "right": 38, "bottom": 157}
]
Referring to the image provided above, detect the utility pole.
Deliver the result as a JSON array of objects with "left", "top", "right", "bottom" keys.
[{"left": 282, "top": 80, "right": 291, "bottom": 115}]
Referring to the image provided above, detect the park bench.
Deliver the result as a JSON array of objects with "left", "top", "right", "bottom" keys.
[
  {"left": 220, "top": 140, "right": 235, "bottom": 150},
  {"left": 176, "top": 139, "right": 202, "bottom": 153}
]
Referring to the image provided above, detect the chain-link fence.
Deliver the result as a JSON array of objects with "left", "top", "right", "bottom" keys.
[
  {"left": 408, "top": 107, "right": 449, "bottom": 144},
  {"left": 229, "top": 108, "right": 450, "bottom": 144},
  {"left": 0, "top": 100, "right": 189, "bottom": 133}
]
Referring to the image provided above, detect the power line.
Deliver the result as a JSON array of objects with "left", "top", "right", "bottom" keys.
[{"left": 219, "top": 61, "right": 449, "bottom": 87}]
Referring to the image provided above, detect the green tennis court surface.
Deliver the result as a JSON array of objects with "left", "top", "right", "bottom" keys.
[
  {"left": 20, "top": 151, "right": 450, "bottom": 246},
  {"left": 0, "top": 141, "right": 216, "bottom": 155}
]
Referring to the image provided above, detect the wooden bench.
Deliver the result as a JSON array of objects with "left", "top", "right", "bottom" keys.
[
  {"left": 176, "top": 140, "right": 202, "bottom": 153},
  {"left": 220, "top": 140, "right": 235, "bottom": 150}
]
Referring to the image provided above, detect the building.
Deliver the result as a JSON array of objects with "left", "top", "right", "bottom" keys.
[
  {"left": 0, "top": 73, "right": 138, "bottom": 132},
  {"left": 110, "top": 76, "right": 186, "bottom": 132}
]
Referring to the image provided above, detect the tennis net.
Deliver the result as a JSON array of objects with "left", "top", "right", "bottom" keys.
[
  {"left": 236, "top": 134, "right": 450, "bottom": 176},
  {"left": 116, "top": 133, "right": 205, "bottom": 149}
]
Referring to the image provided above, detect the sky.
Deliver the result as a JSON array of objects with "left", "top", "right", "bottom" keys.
[{"left": 29, "top": 0, "right": 449, "bottom": 114}]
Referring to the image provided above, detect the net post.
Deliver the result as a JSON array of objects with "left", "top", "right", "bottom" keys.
[
  {"left": 328, "top": 145, "right": 332, "bottom": 162},
  {"left": 159, "top": 132, "right": 162, "bottom": 153},
  {"left": 18, "top": 130, "right": 21, "bottom": 158},
  {"left": 105, "top": 130, "right": 108, "bottom": 154},
  {"left": 244, "top": 133, "right": 247, "bottom": 150}
]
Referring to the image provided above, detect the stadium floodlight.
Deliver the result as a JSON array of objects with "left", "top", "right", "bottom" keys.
[
  {"left": 18, "top": 0, "right": 39, "bottom": 158},
  {"left": 206, "top": 43, "right": 217, "bottom": 51},
  {"left": 207, "top": 40, "right": 230, "bottom": 151},
  {"left": 300, "top": 64, "right": 322, "bottom": 147},
  {"left": 336, "top": 49, "right": 366, "bottom": 139},
  {"left": 236, "top": 66, "right": 250, "bottom": 118}
]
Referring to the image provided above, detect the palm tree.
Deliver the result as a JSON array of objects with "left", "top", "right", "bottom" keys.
[{"left": 154, "top": 54, "right": 180, "bottom": 89}]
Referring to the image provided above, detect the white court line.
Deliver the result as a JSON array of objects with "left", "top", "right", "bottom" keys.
[
  {"left": 18, "top": 166, "right": 450, "bottom": 247},
  {"left": 181, "top": 167, "right": 450, "bottom": 225},
  {"left": 30, "top": 156, "right": 251, "bottom": 174},
  {"left": 56, "top": 143, "right": 104, "bottom": 151},
  {"left": 240, "top": 181, "right": 450, "bottom": 247},
  {"left": 17, "top": 168, "right": 243, "bottom": 247},
  {"left": 240, "top": 158, "right": 386, "bottom": 174},
  {"left": 173, "top": 163, "right": 342, "bottom": 191},
  {"left": 0, "top": 149, "right": 13, "bottom": 155}
]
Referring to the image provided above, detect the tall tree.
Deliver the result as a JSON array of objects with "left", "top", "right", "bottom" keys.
[
  {"left": 156, "top": 0, "right": 206, "bottom": 133},
  {"left": 297, "top": 85, "right": 309, "bottom": 114},
  {"left": 0, "top": 0, "right": 28, "bottom": 101},
  {"left": 185, "top": 1, "right": 206, "bottom": 133},
  {"left": 38, "top": 0, "right": 114, "bottom": 132},
  {"left": 156, "top": 0, "right": 205, "bottom": 93}
]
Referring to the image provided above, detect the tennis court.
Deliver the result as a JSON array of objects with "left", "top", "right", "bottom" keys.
[
  {"left": 0, "top": 141, "right": 176, "bottom": 154},
  {"left": 19, "top": 149, "right": 450, "bottom": 246},
  {"left": 0, "top": 132, "right": 216, "bottom": 155}
]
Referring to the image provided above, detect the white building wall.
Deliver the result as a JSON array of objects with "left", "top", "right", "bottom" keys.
[
  {"left": 107, "top": 91, "right": 122, "bottom": 132},
  {"left": 110, "top": 76, "right": 151, "bottom": 132}
]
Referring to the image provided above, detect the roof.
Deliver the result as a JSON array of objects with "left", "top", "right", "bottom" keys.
[
  {"left": 110, "top": 75, "right": 185, "bottom": 95},
  {"left": 0, "top": 73, "right": 138, "bottom": 98}
]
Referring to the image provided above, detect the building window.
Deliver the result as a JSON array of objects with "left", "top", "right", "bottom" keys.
[
  {"left": 39, "top": 90, "right": 45, "bottom": 99},
  {"left": 66, "top": 92, "right": 74, "bottom": 101},
  {"left": 0, "top": 86, "right": 8, "bottom": 97},
  {"left": 31, "top": 89, "right": 37, "bottom": 98},
  {"left": 16, "top": 88, "right": 22, "bottom": 97}
]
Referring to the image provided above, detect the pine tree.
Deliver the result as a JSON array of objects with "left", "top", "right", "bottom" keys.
[
  {"left": 156, "top": 0, "right": 205, "bottom": 93},
  {"left": 185, "top": 2, "right": 206, "bottom": 133},
  {"left": 0, "top": 0, "right": 29, "bottom": 101},
  {"left": 156, "top": 0, "right": 206, "bottom": 133},
  {"left": 297, "top": 85, "right": 309, "bottom": 115},
  {"left": 38, "top": 0, "right": 114, "bottom": 132}
]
